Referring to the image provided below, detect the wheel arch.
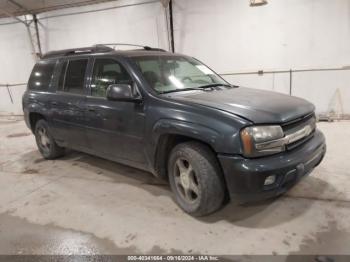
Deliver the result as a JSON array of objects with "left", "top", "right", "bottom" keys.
[
  {"left": 152, "top": 119, "right": 225, "bottom": 179},
  {"left": 29, "top": 112, "right": 46, "bottom": 132}
]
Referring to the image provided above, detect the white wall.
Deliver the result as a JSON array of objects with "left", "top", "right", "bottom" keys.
[
  {"left": 0, "top": 18, "right": 35, "bottom": 114},
  {"left": 173, "top": 0, "right": 350, "bottom": 114},
  {"left": 0, "top": 0, "right": 349, "bottom": 115},
  {"left": 38, "top": 0, "right": 168, "bottom": 53}
]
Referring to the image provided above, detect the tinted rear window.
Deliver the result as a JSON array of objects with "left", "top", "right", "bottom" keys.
[{"left": 28, "top": 60, "right": 56, "bottom": 91}]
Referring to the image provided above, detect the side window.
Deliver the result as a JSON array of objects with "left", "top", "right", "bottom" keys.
[
  {"left": 64, "top": 59, "right": 88, "bottom": 95},
  {"left": 28, "top": 60, "right": 56, "bottom": 91},
  {"left": 91, "top": 59, "right": 132, "bottom": 97}
]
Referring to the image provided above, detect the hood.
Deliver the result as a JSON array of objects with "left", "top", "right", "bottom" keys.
[{"left": 165, "top": 87, "right": 315, "bottom": 124}]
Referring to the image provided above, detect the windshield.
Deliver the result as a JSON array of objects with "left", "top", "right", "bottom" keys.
[{"left": 132, "top": 55, "right": 229, "bottom": 93}]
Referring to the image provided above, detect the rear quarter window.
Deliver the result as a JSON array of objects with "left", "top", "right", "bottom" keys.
[{"left": 28, "top": 60, "right": 57, "bottom": 91}]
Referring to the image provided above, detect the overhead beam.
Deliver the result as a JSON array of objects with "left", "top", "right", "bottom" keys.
[
  {"left": 1, "top": 1, "right": 42, "bottom": 60},
  {"left": 169, "top": 0, "right": 175, "bottom": 53},
  {"left": 0, "top": 8, "right": 26, "bottom": 24},
  {"left": 23, "top": 15, "right": 39, "bottom": 61},
  {"left": 7, "top": 0, "right": 32, "bottom": 14},
  {"left": 33, "top": 14, "right": 42, "bottom": 57}
]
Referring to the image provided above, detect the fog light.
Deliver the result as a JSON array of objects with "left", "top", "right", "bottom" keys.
[{"left": 264, "top": 175, "right": 276, "bottom": 186}]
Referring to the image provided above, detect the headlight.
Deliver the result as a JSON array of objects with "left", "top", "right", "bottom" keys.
[{"left": 240, "top": 125, "right": 284, "bottom": 157}]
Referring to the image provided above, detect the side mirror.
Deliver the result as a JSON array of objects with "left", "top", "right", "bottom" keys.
[{"left": 106, "top": 83, "right": 142, "bottom": 102}]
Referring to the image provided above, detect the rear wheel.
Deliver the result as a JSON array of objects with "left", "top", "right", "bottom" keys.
[
  {"left": 34, "top": 119, "right": 65, "bottom": 159},
  {"left": 168, "top": 141, "right": 225, "bottom": 216}
]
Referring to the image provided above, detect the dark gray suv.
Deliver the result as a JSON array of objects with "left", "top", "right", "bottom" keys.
[{"left": 22, "top": 44, "right": 326, "bottom": 216}]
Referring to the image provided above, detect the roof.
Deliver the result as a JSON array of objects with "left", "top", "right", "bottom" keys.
[{"left": 0, "top": 0, "right": 117, "bottom": 19}]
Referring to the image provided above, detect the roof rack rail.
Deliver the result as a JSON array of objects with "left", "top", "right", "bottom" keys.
[
  {"left": 95, "top": 43, "right": 167, "bottom": 52},
  {"left": 42, "top": 45, "right": 113, "bottom": 59},
  {"left": 41, "top": 43, "right": 167, "bottom": 59}
]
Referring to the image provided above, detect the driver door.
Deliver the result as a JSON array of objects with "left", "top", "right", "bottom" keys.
[{"left": 84, "top": 57, "right": 147, "bottom": 165}]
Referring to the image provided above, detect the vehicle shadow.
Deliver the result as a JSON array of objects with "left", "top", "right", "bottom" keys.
[
  {"left": 13, "top": 149, "right": 337, "bottom": 227},
  {"left": 199, "top": 175, "right": 335, "bottom": 228},
  {"left": 70, "top": 151, "right": 174, "bottom": 197},
  {"left": 9, "top": 149, "right": 172, "bottom": 198}
]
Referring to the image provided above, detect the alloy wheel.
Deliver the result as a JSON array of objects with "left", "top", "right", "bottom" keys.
[
  {"left": 37, "top": 126, "right": 51, "bottom": 154},
  {"left": 173, "top": 158, "right": 200, "bottom": 203}
]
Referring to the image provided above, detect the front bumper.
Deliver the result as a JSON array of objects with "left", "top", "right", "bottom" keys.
[{"left": 218, "top": 129, "right": 326, "bottom": 203}]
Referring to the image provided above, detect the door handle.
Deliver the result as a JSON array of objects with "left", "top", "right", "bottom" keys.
[
  {"left": 87, "top": 106, "right": 96, "bottom": 112},
  {"left": 50, "top": 101, "right": 58, "bottom": 105}
]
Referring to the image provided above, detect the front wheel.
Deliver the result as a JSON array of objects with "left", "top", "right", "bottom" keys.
[
  {"left": 34, "top": 119, "right": 65, "bottom": 159},
  {"left": 168, "top": 141, "right": 226, "bottom": 216}
]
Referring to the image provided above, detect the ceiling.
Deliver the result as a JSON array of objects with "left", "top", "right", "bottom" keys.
[{"left": 0, "top": 0, "right": 117, "bottom": 19}]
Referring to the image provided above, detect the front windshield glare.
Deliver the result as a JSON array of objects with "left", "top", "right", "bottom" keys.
[{"left": 132, "top": 56, "right": 228, "bottom": 93}]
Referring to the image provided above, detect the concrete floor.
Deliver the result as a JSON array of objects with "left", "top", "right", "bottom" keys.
[{"left": 0, "top": 116, "right": 350, "bottom": 256}]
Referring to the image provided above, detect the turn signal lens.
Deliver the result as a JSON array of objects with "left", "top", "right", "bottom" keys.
[{"left": 241, "top": 128, "right": 253, "bottom": 155}]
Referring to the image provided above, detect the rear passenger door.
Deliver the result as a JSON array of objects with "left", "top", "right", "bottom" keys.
[
  {"left": 84, "top": 57, "right": 146, "bottom": 165},
  {"left": 50, "top": 58, "right": 89, "bottom": 149}
]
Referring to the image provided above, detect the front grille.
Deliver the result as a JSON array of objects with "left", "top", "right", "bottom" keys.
[
  {"left": 286, "top": 132, "right": 314, "bottom": 150},
  {"left": 282, "top": 113, "right": 316, "bottom": 150}
]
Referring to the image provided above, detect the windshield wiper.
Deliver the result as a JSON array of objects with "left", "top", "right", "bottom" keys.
[
  {"left": 159, "top": 83, "right": 234, "bottom": 94},
  {"left": 195, "top": 83, "right": 233, "bottom": 89},
  {"left": 159, "top": 87, "right": 214, "bottom": 94}
]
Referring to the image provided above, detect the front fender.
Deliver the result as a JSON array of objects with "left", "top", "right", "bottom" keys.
[{"left": 152, "top": 118, "right": 221, "bottom": 151}]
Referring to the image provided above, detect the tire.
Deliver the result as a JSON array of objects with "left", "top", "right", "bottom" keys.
[
  {"left": 168, "top": 141, "right": 225, "bottom": 216},
  {"left": 34, "top": 119, "right": 65, "bottom": 159}
]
